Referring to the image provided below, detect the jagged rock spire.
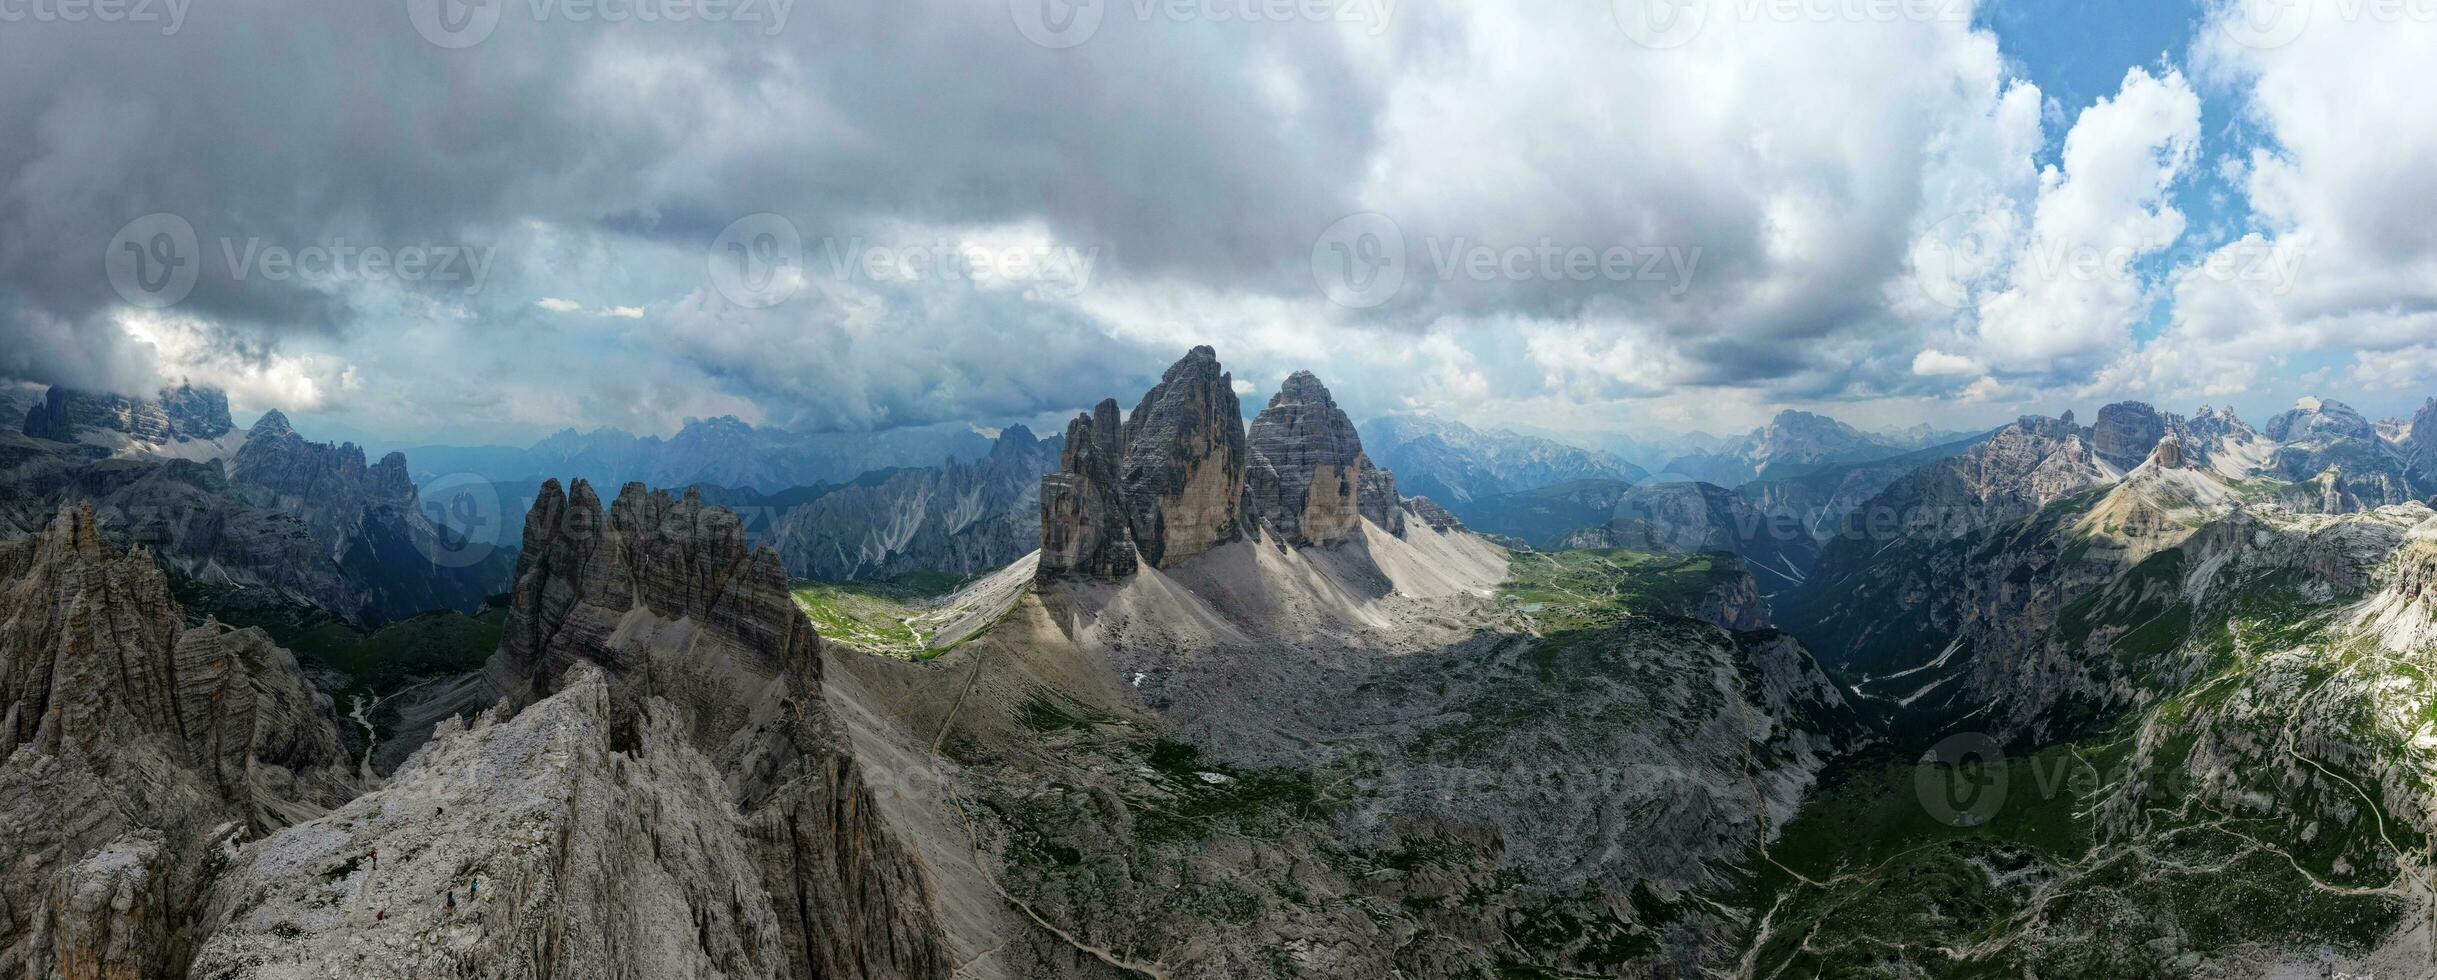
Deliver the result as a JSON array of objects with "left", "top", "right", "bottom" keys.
[
  {"left": 1118, "top": 345, "right": 1247, "bottom": 568},
  {"left": 1037, "top": 347, "right": 1249, "bottom": 582},
  {"left": 1038, "top": 399, "right": 1137, "bottom": 580},
  {"left": 1242, "top": 370, "right": 1402, "bottom": 546}
]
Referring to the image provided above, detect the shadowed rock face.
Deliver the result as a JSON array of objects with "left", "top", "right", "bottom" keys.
[
  {"left": 1038, "top": 398, "right": 1138, "bottom": 580},
  {"left": 2409, "top": 398, "right": 2437, "bottom": 481},
  {"left": 1243, "top": 371, "right": 1402, "bottom": 547},
  {"left": 2092, "top": 401, "right": 2181, "bottom": 471},
  {"left": 767, "top": 424, "right": 1062, "bottom": 582},
  {"left": 497, "top": 479, "right": 817, "bottom": 713},
  {"left": 0, "top": 503, "right": 355, "bottom": 980},
  {"left": 1039, "top": 346, "right": 1250, "bottom": 582},
  {"left": 471, "top": 478, "right": 949, "bottom": 980},
  {"left": 1119, "top": 345, "right": 1247, "bottom": 568}
]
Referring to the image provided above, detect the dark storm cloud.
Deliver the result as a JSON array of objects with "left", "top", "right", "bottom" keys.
[{"left": 0, "top": 0, "right": 1389, "bottom": 403}]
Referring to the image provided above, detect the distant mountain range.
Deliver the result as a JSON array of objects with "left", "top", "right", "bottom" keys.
[
  {"left": 1356, "top": 414, "right": 1647, "bottom": 506},
  {"left": 1654, "top": 409, "right": 1930, "bottom": 485},
  {"left": 5, "top": 386, "right": 511, "bottom": 626},
  {"left": 402, "top": 416, "right": 1000, "bottom": 493}
]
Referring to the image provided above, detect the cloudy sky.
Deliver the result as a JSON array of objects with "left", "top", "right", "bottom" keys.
[{"left": 0, "top": 0, "right": 2431, "bottom": 449}]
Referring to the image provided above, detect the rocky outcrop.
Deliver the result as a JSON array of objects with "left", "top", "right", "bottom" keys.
[
  {"left": 1, "top": 405, "right": 511, "bottom": 628},
  {"left": 1037, "top": 399, "right": 1137, "bottom": 581},
  {"left": 1844, "top": 413, "right": 2111, "bottom": 542},
  {"left": 228, "top": 411, "right": 509, "bottom": 623},
  {"left": 2147, "top": 432, "right": 2189, "bottom": 470},
  {"left": 2407, "top": 398, "right": 2437, "bottom": 485},
  {"left": 1695, "top": 560, "right": 1772, "bottom": 630},
  {"left": 1403, "top": 495, "right": 1465, "bottom": 532},
  {"left": 767, "top": 425, "right": 1061, "bottom": 581},
  {"left": 1038, "top": 346, "right": 1250, "bottom": 581},
  {"left": 2091, "top": 400, "right": 2183, "bottom": 471},
  {"left": 1242, "top": 371, "right": 1402, "bottom": 547},
  {"left": 22, "top": 384, "right": 239, "bottom": 460},
  {"left": 22, "top": 384, "right": 232, "bottom": 445},
  {"left": 0, "top": 503, "right": 356, "bottom": 980},
  {"left": 2261, "top": 397, "right": 2422, "bottom": 508},
  {"left": 475, "top": 478, "right": 950, "bottom": 980},
  {"left": 1120, "top": 346, "right": 1247, "bottom": 567}
]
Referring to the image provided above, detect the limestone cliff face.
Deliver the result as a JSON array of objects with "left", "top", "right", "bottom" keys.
[
  {"left": 767, "top": 425, "right": 1061, "bottom": 582},
  {"left": 474, "top": 478, "right": 950, "bottom": 980},
  {"left": 21, "top": 384, "right": 233, "bottom": 447},
  {"left": 1118, "top": 345, "right": 1247, "bottom": 568},
  {"left": 1852, "top": 413, "right": 2111, "bottom": 543},
  {"left": 2091, "top": 400, "right": 2182, "bottom": 472},
  {"left": 1039, "top": 346, "right": 1250, "bottom": 581},
  {"left": 1038, "top": 399, "right": 1138, "bottom": 580},
  {"left": 497, "top": 479, "right": 817, "bottom": 714},
  {"left": 227, "top": 410, "right": 507, "bottom": 623},
  {"left": 1242, "top": 371, "right": 1403, "bottom": 547},
  {"left": 1036, "top": 350, "right": 1423, "bottom": 582},
  {"left": 2408, "top": 398, "right": 2437, "bottom": 485},
  {"left": 0, "top": 504, "right": 355, "bottom": 980}
]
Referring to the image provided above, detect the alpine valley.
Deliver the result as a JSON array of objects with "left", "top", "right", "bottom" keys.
[{"left": 5, "top": 349, "right": 2437, "bottom": 980}]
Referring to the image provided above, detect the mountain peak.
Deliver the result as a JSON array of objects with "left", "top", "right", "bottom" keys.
[
  {"left": 1244, "top": 370, "right": 1400, "bottom": 547},
  {"left": 248, "top": 409, "right": 295, "bottom": 439},
  {"left": 1271, "top": 369, "right": 1338, "bottom": 409}
]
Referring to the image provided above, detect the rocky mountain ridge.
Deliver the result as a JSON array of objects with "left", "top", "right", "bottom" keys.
[
  {"left": 1659, "top": 408, "right": 1911, "bottom": 486},
  {"left": 0, "top": 503, "right": 357, "bottom": 979},
  {"left": 21, "top": 383, "right": 243, "bottom": 461},
  {"left": 1041, "top": 348, "right": 1414, "bottom": 582},
  {"left": 1356, "top": 414, "right": 1646, "bottom": 507},
  {"left": 406, "top": 415, "right": 1000, "bottom": 494}
]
